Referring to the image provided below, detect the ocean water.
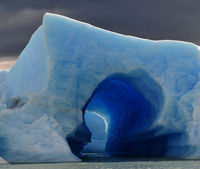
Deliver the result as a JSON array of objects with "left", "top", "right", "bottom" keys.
[{"left": 1, "top": 154, "right": 200, "bottom": 169}]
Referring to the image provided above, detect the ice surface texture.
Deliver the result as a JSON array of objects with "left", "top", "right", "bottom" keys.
[{"left": 0, "top": 13, "right": 200, "bottom": 162}]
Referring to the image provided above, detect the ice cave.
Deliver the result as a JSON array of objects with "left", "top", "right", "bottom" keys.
[{"left": 0, "top": 13, "right": 200, "bottom": 162}]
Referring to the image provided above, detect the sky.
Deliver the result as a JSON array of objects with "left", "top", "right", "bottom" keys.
[{"left": 0, "top": 0, "right": 200, "bottom": 57}]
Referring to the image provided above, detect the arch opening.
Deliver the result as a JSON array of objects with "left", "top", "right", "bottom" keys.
[
  {"left": 82, "top": 69, "right": 166, "bottom": 156},
  {"left": 83, "top": 110, "right": 108, "bottom": 153}
]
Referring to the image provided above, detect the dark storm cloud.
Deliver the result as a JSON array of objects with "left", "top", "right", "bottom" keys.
[{"left": 0, "top": 0, "right": 200, "bottom": 57}]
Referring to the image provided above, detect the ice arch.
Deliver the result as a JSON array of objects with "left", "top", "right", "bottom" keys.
[{"left": 82, "top": 69, "right": 167, "bottom": 155}]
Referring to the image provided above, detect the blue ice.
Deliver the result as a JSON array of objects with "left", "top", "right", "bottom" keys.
[
  {"left": 83, "top": 110, "right": 108, "bottom": 153},
  {"left": 0, "top": 13, "right": 199, "bottom": 162}
]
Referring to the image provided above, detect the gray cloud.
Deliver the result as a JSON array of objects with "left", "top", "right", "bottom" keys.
[{"left": 0, "top": 0, "right": 200, "bottom": 57}]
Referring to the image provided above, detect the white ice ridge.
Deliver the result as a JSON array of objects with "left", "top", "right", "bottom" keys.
[{"left": 0, "top": 13, "right": 199, "bottom": 162}]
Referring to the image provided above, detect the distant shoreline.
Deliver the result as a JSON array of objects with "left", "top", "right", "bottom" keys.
[{"left": 0, "top": 57, "right": 17, "bottom": 70}]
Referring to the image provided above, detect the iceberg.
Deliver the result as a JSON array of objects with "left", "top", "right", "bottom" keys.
[{"left": 0, "top": 13, "right": 200, "bottom": 162}]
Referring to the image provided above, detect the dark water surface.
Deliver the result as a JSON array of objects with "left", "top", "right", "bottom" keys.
[{"left": 1, "top": 153, "right": 200, "bottom": 169}]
